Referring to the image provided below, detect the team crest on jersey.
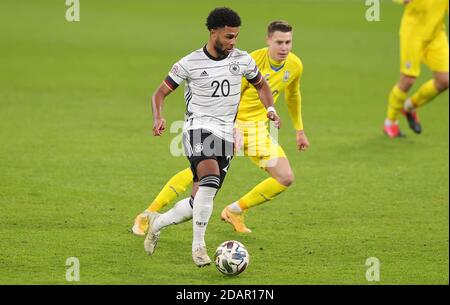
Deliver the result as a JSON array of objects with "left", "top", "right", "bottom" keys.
[
  {"left": 194, "top": 143, "right": 203, "bottom": 153},
  {"left": 229, "top": 62, "right": 240, "bottom": 75},
  {"left": 283, "top": 70, "right": 290, "bottom": 82},
  {"left": 406, "top": 61, "right": 412, "bottom": 70}
]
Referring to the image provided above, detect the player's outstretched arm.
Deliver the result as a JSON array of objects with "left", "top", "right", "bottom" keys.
[
  {"left": 253, "top": 78, "right": 281, "bottom": 129},
  {"left": 151, "top": 82, "right": 173, "bottom": 136}
]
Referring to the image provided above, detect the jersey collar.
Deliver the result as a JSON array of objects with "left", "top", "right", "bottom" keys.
[
  {"left": 203, "top": 45, "right": 229, "bottom": 61},
  {"left": 268, "top": 51, "right": 286, "bottom": 72},
  {"left": 270, "top": 63, "right": 285, "bottom": 72}
]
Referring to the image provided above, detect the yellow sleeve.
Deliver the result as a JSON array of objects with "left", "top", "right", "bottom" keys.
[
  {"left": 241, "top": 76, "right": 250, "bottom": 95},
  {"left": 285, "top": 69, "right": 304, "bottom": 131}
]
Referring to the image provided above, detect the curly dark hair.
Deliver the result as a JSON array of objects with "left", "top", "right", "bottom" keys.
[{"left": 206, "top": 7, "right": 241, "bottom": 30}]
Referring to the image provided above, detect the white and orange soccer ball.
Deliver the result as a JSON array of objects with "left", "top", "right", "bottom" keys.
[{"left": 214, "top": 240, "right": 250, "bottom": 276}]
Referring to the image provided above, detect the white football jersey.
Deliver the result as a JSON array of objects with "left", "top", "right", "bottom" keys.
[{"left": 165, "top": 46, "right": 260, "bottom": 142}]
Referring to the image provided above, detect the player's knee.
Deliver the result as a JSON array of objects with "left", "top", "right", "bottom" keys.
[
  {"left": 277, "top": 171, "right": 295, "bottom": 187},
  {"left": 436, "top": 74, "right": 449, "bottom": 91},
  {"left": 399, "top": 75, "right": 416, "bottom": 91}
]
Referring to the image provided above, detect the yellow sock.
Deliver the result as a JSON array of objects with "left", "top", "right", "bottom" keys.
[
  {"left": 146, "top": 168, "right": 193, "bottom": 212},
  {"left": 238, "top": 177, "right": 288, "bottom": 210},
  {"left": 410, "top": 79, "right": 439, "bottom": 108},
  {"left": 387, "top": 85, "right": 408, "bottom": 121}
]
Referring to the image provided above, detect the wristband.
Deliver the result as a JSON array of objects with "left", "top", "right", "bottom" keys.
[{"left": 267, "top": 106, "right": 276, "bottom": 114}]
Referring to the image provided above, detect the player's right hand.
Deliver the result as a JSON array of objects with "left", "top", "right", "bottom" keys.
[
  {"left": 267, "top": 111, "right": 281, "bottom": 129},
  {"left": 153, "top": 118, "right": 166, "bottom": 136}
]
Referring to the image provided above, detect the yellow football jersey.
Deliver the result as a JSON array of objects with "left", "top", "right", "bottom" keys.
[
  {"left": 400, "top": 0, "right": 449, "bottom": 39},
  {"left": 237, "top": 47, "right": 304, "bottom": 131}
]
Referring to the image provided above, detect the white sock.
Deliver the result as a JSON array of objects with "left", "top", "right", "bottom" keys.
[
  {"left": 404, "top": 98, "right": 415, "bottom": 112},
  {"left": 227, "top": 201, "right": 243, "bottom": 213},
  {"left": 152, "top": 197, "right": 193, "bottom": 232},
  {"left": 192, "top": 186, "right": 217, "bottom": 249},
  {"left": 384, "top": 119, "right": 398, "bottom": 126}
]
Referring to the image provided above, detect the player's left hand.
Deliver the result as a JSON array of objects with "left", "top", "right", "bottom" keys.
[
  {"left": 267, "top": 111, "right": 281, "bottom": 129},
  {"left": 296, "top": 130, "right": 309, "bottom": 151}
]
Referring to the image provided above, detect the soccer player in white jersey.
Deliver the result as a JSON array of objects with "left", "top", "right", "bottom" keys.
[{"left": 147, "top": 7, "right": 280, "bottom": 267}]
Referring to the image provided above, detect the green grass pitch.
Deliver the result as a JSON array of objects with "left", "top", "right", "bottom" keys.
[{"left": 0, "top": 0, "right": 448, "bottom": 284}]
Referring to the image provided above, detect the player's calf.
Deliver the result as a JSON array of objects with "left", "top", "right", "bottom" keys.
[{"left": 192, "top": 174, "right": 220, "bottom": 266}]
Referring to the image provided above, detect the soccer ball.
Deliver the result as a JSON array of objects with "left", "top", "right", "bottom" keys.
[{"left": 214, "top": 240, "right": 249, "bottom": 276}]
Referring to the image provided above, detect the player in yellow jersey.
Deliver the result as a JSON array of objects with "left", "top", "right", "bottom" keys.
[
  {"left": 384, "top": 0, "right": 449, "bottom": 138},
  {"left": 133, "top": 20, "right": 309, "bottom": 238}
]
